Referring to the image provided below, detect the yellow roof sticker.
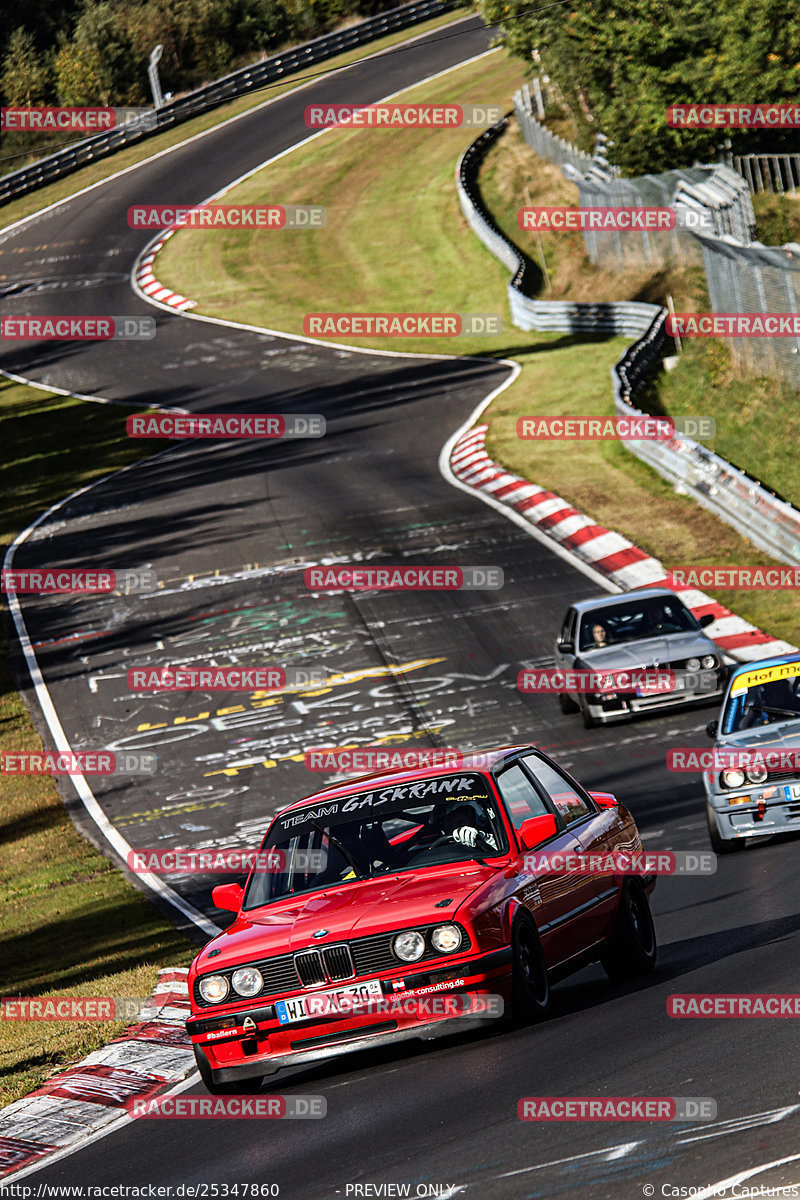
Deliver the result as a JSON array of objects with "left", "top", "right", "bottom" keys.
[{"left": 730, "top": 660, "right": 800, "bottom": 696}]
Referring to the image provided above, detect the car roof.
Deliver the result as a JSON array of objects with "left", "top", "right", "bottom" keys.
[
  {"left": 727, "top": 652, "right": 800, "bottom": 686},
  {"left": 276, "top": 745, "right": 535, "bottom": 815},
  {"left": 568, "top": 588, "right": 681, "bottom": 616}
]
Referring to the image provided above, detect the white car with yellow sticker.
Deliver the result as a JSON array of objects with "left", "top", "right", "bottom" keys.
[{"left": 704, "top": 655, "right": 800, "bottom": 853}]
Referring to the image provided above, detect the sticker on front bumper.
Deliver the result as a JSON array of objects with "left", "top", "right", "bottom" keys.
[{"left": 275, "top": 978, "right": 383, "bottom": 1024}]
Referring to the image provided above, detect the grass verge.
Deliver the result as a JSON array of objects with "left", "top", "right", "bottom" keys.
[
  {"left": 0, "top": 382, "right": 193, "bottom": 1108},
  {"left": 154, "top": 53, "right": 797, "bottom": 647}
]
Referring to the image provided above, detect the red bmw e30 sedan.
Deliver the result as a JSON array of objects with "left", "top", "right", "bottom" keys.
[{"left": 187, "top": 745, "right": 656, "bottom": 1093}]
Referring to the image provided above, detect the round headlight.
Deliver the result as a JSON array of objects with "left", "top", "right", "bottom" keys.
[
  {"left": 746, "top": 766, "right": 768, "bottom": 785},
  {"left": 701, "top": 655, "right": 717, "bottom": 669},
  {"left": 431, "top": 924, "right": 462, "bottom": 954},
  {"left": 685, "top": 658, "right": 701, "bottom": 672},
  {"left": 392, "top": 931, "right": 426, "bottom": 962},
  {"left": 721, "top": 768, "right": 746, "bottom": 789},
  {"left": 198, "top": 974, "right": 230, "bottom": 1004},
  {"left": 231, "top": 967, "right": 263, "bottom": 998}
]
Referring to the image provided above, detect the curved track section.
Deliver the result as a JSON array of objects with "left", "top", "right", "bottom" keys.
[{"left": 3, "top": 17, "right": 800, "bottom": 1196}]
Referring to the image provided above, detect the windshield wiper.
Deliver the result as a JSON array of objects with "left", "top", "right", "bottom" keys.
[{"left": 308, "top": 820, "right": 365, "bottom": 880}]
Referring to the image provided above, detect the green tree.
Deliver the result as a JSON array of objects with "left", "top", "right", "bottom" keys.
[
  {"left": 1, "top": 27, "right": 51, "bottom": 105},
  {"left": 477, "top": 0, "right": 800, "bottom": 172}
]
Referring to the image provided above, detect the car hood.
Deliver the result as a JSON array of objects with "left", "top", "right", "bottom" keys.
[
  {"left": 578, "top": 631, "right": 713, "bottom": 669},
  {"left": 195, "top": 863, "right": 493, "bottom": 972}
]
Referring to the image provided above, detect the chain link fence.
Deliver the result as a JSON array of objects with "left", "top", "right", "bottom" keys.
[
  {"left": 456, "top": 120, "right": 800, "bottom": 563},
  {"left": 512, "top": 84, "right": 800, "bottom": 389}
]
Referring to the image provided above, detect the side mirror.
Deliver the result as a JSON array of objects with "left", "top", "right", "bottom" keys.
[
  {"left": 556, "top": 641, "right": 572, "bottom": 654},
  {"left": 589, "top": 791, "right": 618, "bottom": 809},
  {"left": 212, "top": 882, "right": 243, "bottom": 912},
  {"left": 518, "top": 813, "right": 558, "bottom": 851},
  {"left": 706, "top": 719, "right": 719, "bottom": 739},
  {"left": 699, "top": 613, "right": 715, "bottom": 628}
]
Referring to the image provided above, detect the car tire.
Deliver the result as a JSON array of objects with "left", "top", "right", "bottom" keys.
[
  {"left": 707, "top": 808, "right": 746, "bottom": 855},
  {"left": 510, "top": 913, "right": 551, "bottom": 1025},
  {"left": 600, "top": 879, "right": 657, "bottom": 981},
  {"left": 579, "top": 698, "right": 598, "bottom": 729},
  {"left": 558, "top": 693, "right": 579, "bottom": 714},
  {"left": 193, "top": 1045, "right": 263, "bottom": 1095}
]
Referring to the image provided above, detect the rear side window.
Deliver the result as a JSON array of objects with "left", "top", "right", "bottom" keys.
[
  {"left": 495, "top": 763, "right": 550, "bottom": 830},
  {"left": 522, "top": 754, "right": 593, "bottom": 827}
]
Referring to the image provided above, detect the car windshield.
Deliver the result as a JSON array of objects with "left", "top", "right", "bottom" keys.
[
  {"left": 722, "top": 665, "right": 800, "bottom": 734},
  {"left": 578, "top": 595, "right": 698, "bottom": 652},
  {"left": 243, "top": 772, "right": 508, "bottom": 909}
]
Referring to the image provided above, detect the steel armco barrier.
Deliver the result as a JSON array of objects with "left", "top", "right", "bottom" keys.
[
  {"left": 0, "top": 0, "right": 461, "bottom": 207},
  {"left": 457, "top": 119, "right": 800, "bottom": 566}
]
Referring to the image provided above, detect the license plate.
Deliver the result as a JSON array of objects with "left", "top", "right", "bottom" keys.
[
  {"left": 637, "top": 676, "right": 685, "bottom": 698},
  {"left": 275, "top": 978, "right": 382, "bottom": 1024},
  {"left": 785, "top": 784, "right": 800, "bottom": 800}
]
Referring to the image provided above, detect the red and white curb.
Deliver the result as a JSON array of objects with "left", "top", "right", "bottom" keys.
[
  {"left": 0, "top": 969, "right": 193, "bottom": 1178},
  {"left": 134, "top": 231, "right": 195, "bottom": 311},
  {"left": 451, "top": 424, "right": 796, "bottom": 662}
]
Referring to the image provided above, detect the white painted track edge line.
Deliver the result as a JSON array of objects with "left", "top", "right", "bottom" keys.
[
  {"left": 437, "top": 364, "right": 622, "bottom": 596},
  {"left": 3, "top": 452, "right": 221, "bottom": 940}
]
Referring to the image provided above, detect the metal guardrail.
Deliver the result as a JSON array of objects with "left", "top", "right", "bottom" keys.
[
  {"left": 457, "top": 119, "right": 658, "bottom": 337},
  {"left": 0, "top": 0, "right": 461, "bottom": 207},
  {"left": 512, "top": 85, "right": 800, "bottom": 390},
  {"left": 456, "top": 118, "right": 800, "bottom": 566}
]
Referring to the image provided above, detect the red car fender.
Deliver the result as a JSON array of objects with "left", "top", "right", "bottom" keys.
[{"left": 502, "top": 895, "right": 525, "bottom": 944}]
